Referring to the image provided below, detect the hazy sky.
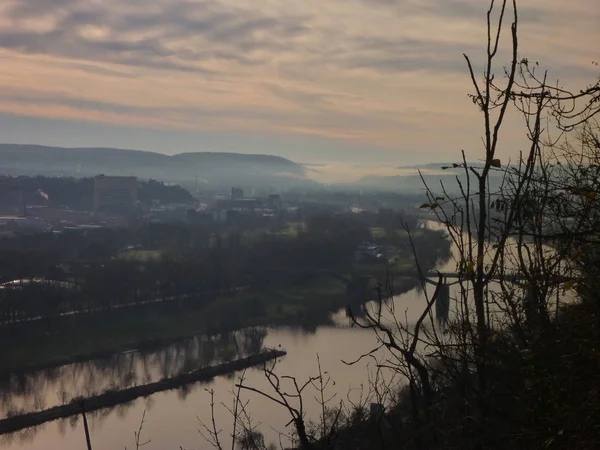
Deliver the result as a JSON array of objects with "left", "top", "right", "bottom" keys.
[{"left": 0, "top": 0, "right": 598, "bottom": 175}]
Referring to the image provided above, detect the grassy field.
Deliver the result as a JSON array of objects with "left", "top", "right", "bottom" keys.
[
  {"left": 369, "top": 227, "right": 386, "bottom": 238},
  {"left": 119, "top": 249, "right": 163, "bottom": 261},
  {"left": 368, "top": 227, "right": 430, "bottom": 240},
  {"left": 390, "top": 259, "right": 416, "bottom": 271},
  {"left": 266, "top": 275, "right": 348, "bottom": 316},
  {"left": 240, "top": 222, "right": 306, "bottom": 243}
]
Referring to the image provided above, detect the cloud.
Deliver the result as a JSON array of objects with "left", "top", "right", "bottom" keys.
[
  {"left": 0, "top": 0, "right": 597, "bottom": 165},
  {"left": 0, "top": 0, "right": 313, "bottom": 72}
]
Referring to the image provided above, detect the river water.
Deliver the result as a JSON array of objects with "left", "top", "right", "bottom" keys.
[
  {"left": 0, "top": 319, "right": 434, "bottom": 449},
  {"left": 0, "top": 222, "right": 566, "bottom": 450},
  {"left": 3, "top": 295, "right": 452, "bottom": 450}
]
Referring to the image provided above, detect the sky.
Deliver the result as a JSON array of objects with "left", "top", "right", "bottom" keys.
[{"left": 0, "top": 0, "right": 598, "bottom": 181}]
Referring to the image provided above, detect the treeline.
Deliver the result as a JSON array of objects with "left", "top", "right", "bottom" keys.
[{"left": 0, "top": 211, "right": 449, "bottom": 325}]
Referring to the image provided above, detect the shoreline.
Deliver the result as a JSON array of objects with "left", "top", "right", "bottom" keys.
[
  {"left": 0, "top": 349, "right": 286, "bottom": 436},
  {"left": 0, "top": 267, "right": 428, "bottom": 375}
]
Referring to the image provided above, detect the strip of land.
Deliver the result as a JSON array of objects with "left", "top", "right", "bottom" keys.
[
  {"left": 0, "top": 273, "right": 418, "bottom": 374},
  {"left": 0, "top": 349, "right": 286, "bottom": 436}
]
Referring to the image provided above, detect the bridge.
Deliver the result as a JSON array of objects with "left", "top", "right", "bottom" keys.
[
  {"left": 423, "top": 270, "right": 574, "bottom": 285},
  {"left": 423, "top": 271, "right": 527, "bottom": 286},
  {"left": 422, "top": 270, "right": 578, "bottom": 324},
  {"left": 422, "top": 271, "right": 527, "bottom": 325}
]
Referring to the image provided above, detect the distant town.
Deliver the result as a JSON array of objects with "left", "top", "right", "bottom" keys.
[{"left": 0, "top": 173, "right": 439, "bottom": 237}]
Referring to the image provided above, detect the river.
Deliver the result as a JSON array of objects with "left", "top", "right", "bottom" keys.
[
  {"left": 0, "top": 222, "right": 566, "bottom": 450},
  {"left": 2, "top": 295, "right": 450, "bottom": 450}
]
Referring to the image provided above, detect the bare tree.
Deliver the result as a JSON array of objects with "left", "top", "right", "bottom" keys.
[{"left": 199, "top": 1, "right": 600, "bottom": 449}]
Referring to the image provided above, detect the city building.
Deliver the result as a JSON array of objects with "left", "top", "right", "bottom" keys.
[
  {"left": 267, "top": 194, "right": 283, "bottom": 210},
  {"left": 354, "top": 242, "right": 387, "bottom": 264},
  {"left": 187, "top": 208, "right": 214, "bottom": 224},
  {"left": 0, "top": 215, "right": 52, "bottom": 232},
  {"left": 212, "top": 209, "right": 240, "bottom": 223},
  {"left": 231, "top": 187, "right": 244, "bottom": 200},
  {"left": 216, "top": 198, "right": 262, "bottom": 211},
  {"left": 93, "top": 175, "right": 138, "bottom": 212},
  {"left": 147, "top": 206, "right": 188, "bottom": 223}
]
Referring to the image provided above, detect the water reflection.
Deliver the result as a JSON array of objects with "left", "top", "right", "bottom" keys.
[
  {"left": 0, "top": 290, "right": 444, "bottom": 450},
  {"left": 0, "top": 328, "right": 267, "bottom": 420}
]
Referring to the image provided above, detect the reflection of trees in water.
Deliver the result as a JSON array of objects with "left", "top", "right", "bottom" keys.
[
  {"left": 0, "top": 394, "right": 158, "bottom": 445},
  {"left": 0, "top": 402, "right": 136, "bottom": 446},
  {"left": 0, "top": 423, "right": 39, "bottom": 446},
  {"left": 0, "top": 328, "right": 267, "bottom": 420}
]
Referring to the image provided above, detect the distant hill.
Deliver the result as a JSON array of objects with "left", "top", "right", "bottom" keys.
[{"left": 0, "top": 144, "right": 311, "bottom": 189}]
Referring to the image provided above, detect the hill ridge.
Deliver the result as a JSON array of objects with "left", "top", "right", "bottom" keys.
[{"left": 0, "top": 144, "right": 309, "bottom": 188}]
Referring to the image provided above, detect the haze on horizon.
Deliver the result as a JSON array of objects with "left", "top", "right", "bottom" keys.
[{"left": 0, "top": 0, "right": 598, "bottom": 181}]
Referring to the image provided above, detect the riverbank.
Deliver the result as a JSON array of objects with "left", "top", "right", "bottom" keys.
[
  {"left": 0, "top": 271, "right": 419, "bottom": 374},
  {"left": 0, "top": 349, "right": 286, "bottom": 436}
]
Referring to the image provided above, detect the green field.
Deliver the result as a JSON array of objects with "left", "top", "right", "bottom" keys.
[
  {"left": 369, "top": 227, "right": 386, "bottom": 238},
  {"left": 119, "top": 249, "right": 162, "bottom": 261},
  {"left": 237, "top": 222, "right": 306, "bottom": 244}
]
